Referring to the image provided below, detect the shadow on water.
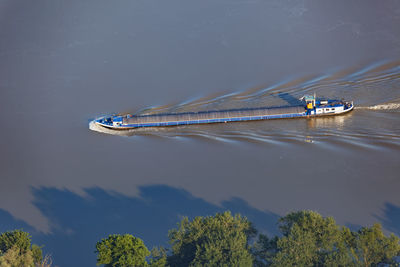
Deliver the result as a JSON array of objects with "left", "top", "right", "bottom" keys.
[
  {"left": 376, "top": 203, "right": 400, "bottom": 235},
  {"left": 274, "top": 92, "right": 303, "bottom": 106},
  {"left": 3, "top": 198, "right": 400, "bottom": 266},
  {"left": 344, "top": 222, "right": 363, "bottom": 232},
  {"left": 0, "top": 209, "right": 36, "bottom": 234},
  {"left": 0, "top": 185, "right": 279, "bottom": 267}
]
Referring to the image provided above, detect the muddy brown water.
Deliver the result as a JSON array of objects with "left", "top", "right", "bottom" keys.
[{"left": 1, "top": 0, "right": 400, "bottom": 266}]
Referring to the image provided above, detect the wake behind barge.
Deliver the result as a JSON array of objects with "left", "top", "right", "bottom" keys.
[{"left": 94, "top": 95, "right": 354, "bottom": 130}]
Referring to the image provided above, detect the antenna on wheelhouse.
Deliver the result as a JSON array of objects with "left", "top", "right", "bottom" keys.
[{"left": 313, "top": 92, "right": 316, "bottom": 107}]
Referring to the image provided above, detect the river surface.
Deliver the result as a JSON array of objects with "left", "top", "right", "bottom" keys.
[{"left": 1, "top": 0, "right": 400, "bottom": 266}]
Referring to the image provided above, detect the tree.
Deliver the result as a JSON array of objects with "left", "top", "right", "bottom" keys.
[
  {"left": 351, "top": 223, "right": 400, "bottom": 267},
  {"left": 254, "top": 210, "right": 400, "bottom": 267},
  {"left": 252, "top": 234, "right": 278, "bottom": 267},
  {"left": 0, "top": 230, "right": 43, "bottom": 266},
  {"left": 0, "top": 230, "right": 31, "bottom": 254},
  {"left": 271, "top": 210, "right": 352, "bottom": 266},
  {"left": 148, "top": 247, "right": 167, "bottom": 267},
  {"left": 0, "top": 246, "right": 34, "bottom": 267},
  {"left": 168, "top": 211, "right": 256, "bottom": 267},
  {"left": 31, "top": 245, "right": 43, "bottom": 266},
  {"left": 95, "top": 234, "right": 150, "bottom": 267}
]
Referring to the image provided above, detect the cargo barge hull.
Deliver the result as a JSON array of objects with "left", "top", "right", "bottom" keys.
[{"left": 94, "top": 96, "right": 354, "bottom": 130}]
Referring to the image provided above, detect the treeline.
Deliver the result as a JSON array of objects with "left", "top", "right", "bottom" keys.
[
  {"left": 1, "top": 211, "right": 400, "bottom": 266},
  {"left": 0, "top": 230, "right": 52, "bottom": 266},
  {"left": 95, "top": 211, "right": 400, "bottom": 267}
]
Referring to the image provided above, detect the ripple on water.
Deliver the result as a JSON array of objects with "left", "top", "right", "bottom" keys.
[{"left": 90, "top": 60, "right": 400, "bottom": 151}]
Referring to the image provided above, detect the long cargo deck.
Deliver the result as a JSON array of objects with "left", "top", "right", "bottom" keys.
[
  {"left": 93, "top": 95, "right": 354, "bottom": 129},
  {"left": 122, "top": 105, "right": 306, "bottom": 127}
]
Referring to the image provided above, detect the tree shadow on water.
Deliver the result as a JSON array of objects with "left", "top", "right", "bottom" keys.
[
  {"left": 1, "top": 185, "right": 280, "bottom": 267},
  {"left": 376, "top": 202, "right": 400, "bottom": 236},
  {"left": 0, "top": 209, "right": 36, "bottom": 234}
]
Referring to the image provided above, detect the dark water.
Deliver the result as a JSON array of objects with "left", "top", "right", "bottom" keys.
[{"left": 1, "top": 0, "right": 400, "bottom": 266}]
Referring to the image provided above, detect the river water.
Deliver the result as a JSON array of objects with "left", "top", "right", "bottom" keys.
[{"left": 1, "top": 0, "right": 400, "bottom": 266}]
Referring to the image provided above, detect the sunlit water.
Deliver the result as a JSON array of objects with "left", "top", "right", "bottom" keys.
[
  {"left": 1, "top": 0, "right": 400, "bottom": 266},
  {"left": 90, "top": 61, "right": 400, "bottom": 152}
]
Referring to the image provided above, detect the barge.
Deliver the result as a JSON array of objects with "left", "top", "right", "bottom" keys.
[{"left": 94, "top": 95, "right": 354, "bottom": 130}]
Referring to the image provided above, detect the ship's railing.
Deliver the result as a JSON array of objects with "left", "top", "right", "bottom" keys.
[{"left": 122, "top": 106, "right": 306, "bottom": 126}]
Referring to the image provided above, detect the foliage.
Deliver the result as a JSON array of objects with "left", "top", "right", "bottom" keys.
[
  {"left": 0, "top": 246, "right": 34, "bottom": 267},
  {"left": 31, "top": 245, "right": 43, "bottom": 266},
  {"left": 167, "top": 211, "right": 256, "bottom": 267},
  {"left": 350, "top": 223, "right": 400, "bottom": 266},
  {"left": 0, "top": 230, "right": 32, "bottom": 254},
  {"left": 95, "top": 234, "right": 150, "bottom": 267},
  {"left": 254, "top": 210, "right": 400, "bottom": 267},
  {"left": 0, "top": 246, "right": 52, "bottom": 267},
  {"left": 0, "top": 230, "right": 43, "bottom": 266},
  {"left": 4, "top": 211, "right": 399, "bottom": 267},
  {"left": 252, "top": 234, "right": 278, "bottom": 267},
  {"left": 149, "top": 247, "right": 167, "bottom": 267},
  {"left": 271, "top": 210, "right": 350, "bottom": 266}
]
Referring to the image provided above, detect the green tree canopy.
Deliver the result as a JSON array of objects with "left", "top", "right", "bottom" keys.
[
  {"left": 272, "top": 210, "right": 350, "bottom": 266},
  {"left": 0, "top": 230, "right": 31, "bottom": 254},
  {"left": 148, "top": 247, "right": 167, "bottom": 267},
  {"left": 0, "top": 230, "right": 42, "bottom": 266},
  {"left": 255, "top": 210, "right": 400, "bottom": 267},
  {"left": 0, "top": 246, "right": 34, "bottom": 267},
  {"left": 168, "top": 211, "right": 256, "bottom": 267},
  {"left": 351, "top": 223, "right": 400, "bottom": 266},
  {"left": 95, "top": 234, "right": 150, "bottom": 267}
]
